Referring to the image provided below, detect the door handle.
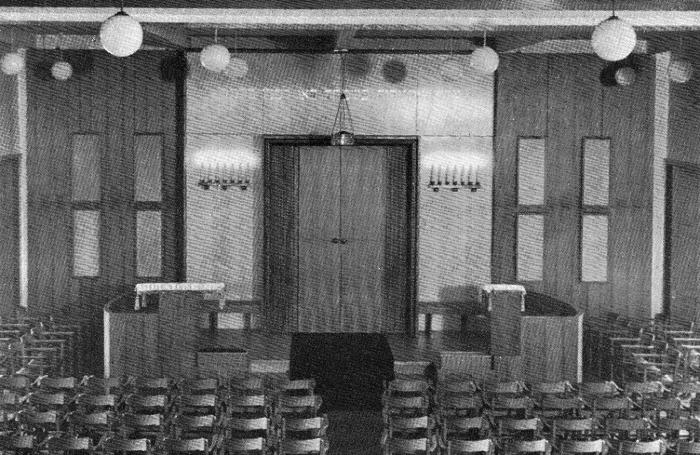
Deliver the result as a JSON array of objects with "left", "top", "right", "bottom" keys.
[
  {"left": 331, "top": 238, "right": 339, "bottom": 244},
  {"left": 339, "top": 239, "right": 348, "bottom": 244}
]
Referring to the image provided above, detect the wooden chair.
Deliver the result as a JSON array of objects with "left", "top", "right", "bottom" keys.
[
  {"left": 172, "top": 414, "right": 218, "bottom": 439},
  {"left": 175, "top": 394, "right": 219, "bottom": 416},
  {"left": 0, "top": 434, "right": 36, "bottom": 453},
  {"left": 438, "top": 394, "right": 484, "bottom": 419},
  {"left": 447, "top": 438, "right": 494, "bottom": 455},
  {"left": 227, "top": 395, "right": 270, "bottom": 418},
  {"left": 383, "top": 396, "right": 429, "bottom": 423},
  {"left": 551, "top": 418, "right": 597, "bottom": 444},
  {"left": 385, "top": 379, "right": 430, "bottom": 398},
  {"left": 226, "top": 416, "right": 271, "bottom": 441},
  {"left": 578, "top": 382, "right": 623, "bottom": 400},
  {"left": 75, "top": 393, "right": 118, "bottom": 413},
  {"left": 278, "top": 379, "right": 316, "bottom": 397},
  {"left": 587, "top": 397, "right": 633, "bottom": 419},
  {"left": 502, "top": 439, "right": 551, "bottom": 455},
  {"left": 34, "top": 376, "right": 78, "bottom": 392},
  {"left": 100, "top": 437, "right": 151, "bottom": 454},
  {"left": 440, "top": 416, "right": 491, "bottom": 450},
  {"left": 80, "top": 376, "right": 123, "bottom": 395},
  {"left": 439, "top": 378, "right": 481, "bottom": 397},
  {"left": 490, "top": 396, "right": 534, "bottom": 419},
  {"left": 279, "top": 437, "right": 328, "bottom": 455},
  {"left": 0, "top": 375, "right": 31, "bottom": 394},
  {"left": 66, "top": 410, "right": 115, "bottom": 436},
  {"left": 383, "top": 437, "right": 430, "bottom": 455},
  {"left": 180, "top": 378, "right": 220, "bottom": 396},
  {"left": 229, "top": 377, "right": 266, "bottom": 397},
  {"left": 497, "top": 417, "right": 543, "bottom": 441},
  {"left": 162, "top": 437, "right": 211, "bottom": 454},
  {"left": 655, "top": 417, "right": 700, "bottom": 442},
  {"left": 559, "top": 439, "right": 608, "bottom": 455},
  {"left": 24, "top": 391, "right": 69, "bottom": 412},
  {"left": 535, "top": 396, "right": 584, "bottom": 420},
  {"left": 44, "top": 434, "right": 94, "bottom": 454},
  {"left": 276, "top": 395, "right": 323, "bottom": 418},
  {"left": 16, "top": 409, "right": 60, "bottom": 433},
  {"left": 281, "top": 415, "right": 329, "bottom": 440},
  {"left": 618, "top": 440, "right": 665, "bottom": 455},
  {"left": 678, "top": 441, "right": 700, "bottom": 455},
  {"left": 125, "top": 394, "right": 170, "bottom": 415},
  {"left": 226, "top": 436, "right": 266, "bottom": 455},
  {"left": 605, "top": 417, "right": 652, "bottom": 443},
  {"left": 130, "top": 377, "right": 173, "bottom": 395},
  {"left": 120, "top": 413, "right": 166, "bottom": 441}
]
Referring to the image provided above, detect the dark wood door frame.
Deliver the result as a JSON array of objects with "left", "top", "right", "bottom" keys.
[{"left": 263, "top": 135, "right": 419, "bottom": 335}]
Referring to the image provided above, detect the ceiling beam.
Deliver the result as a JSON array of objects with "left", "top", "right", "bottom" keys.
[
  {"left": 142, "top": 24, "right": 188, "bottom": 48},
  {"left": 4, "top": 8, "right": 700, "bottom": 30}
]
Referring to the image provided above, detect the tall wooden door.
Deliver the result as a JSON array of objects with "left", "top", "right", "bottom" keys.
[
  {"left": 340, "top": 147, "right": 385, "bottom": 332},
  {"left": 667, "top": 164, "right": 700, "bottom": 324},
  {"left": 297, "top": 146, "right": 386, "bottom": 332},
  {"left": 298, "top": 147, "right": 342, "bottom": 332}
]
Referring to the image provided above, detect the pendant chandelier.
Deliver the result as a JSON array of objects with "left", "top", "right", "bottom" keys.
[{"left": 330, "top": 51, "right": 355, "bottom": 146}]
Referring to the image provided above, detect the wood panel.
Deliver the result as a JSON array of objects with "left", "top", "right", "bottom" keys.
[
  {"left": 0, "top": 155, "right": 19, "bottom": 313},
  {"left": 521, "top": 314, "right": 582, "bottom": 383},
  {"left": 264, "top": 144, "right": 298, "bottom": 331},
  {"left": 492, "top": 54, "right": 548, "bottom": 283},
  {"left": 298, "top": 146, "right": 341, "bottom": 332},
  {"left": 26, "top": 50, "right": 182, "bottom": 374},
  {"left": 495, "top": 53, "right": 655, "bottom": 320},
  {"left": 384, "top": 145, "right": 411, "bottom": 333},
  {"left": 340, "top": 146, "right": 385, "bottom": 332},
  {"left": 668, "top": 165, "right": 700, "bottom": 323}
]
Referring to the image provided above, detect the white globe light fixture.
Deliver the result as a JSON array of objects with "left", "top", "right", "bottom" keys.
[
  {"left": 100, "top": 10, "right": 143, "bottom": 57},
  {"left": 1, "top": 52, "right": 24, "bottom": 76},
  {"left": 51, "top": 61, "right": 73, "bottom": 81},
  {"left": 469, "top": 46, "right": 499, "bottom": 74},
  {"left": 669, "top": 57, "right": 693, "bottom": 83},
  {"left": 227, "top": 56, "right": 248, "bottom": 78},
  {"left": 591, "top": 16, "right": 637, "bottom": 61},
  {"left": 614, "top": 66, "right": 636, "bottom": 86},
  {"left": 201, "top": 43, "right": 230, "bottom": 72}
]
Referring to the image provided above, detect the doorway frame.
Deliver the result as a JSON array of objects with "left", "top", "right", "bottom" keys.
[{"left": 263, "top": 135, "right": 419, "bottom": 335}]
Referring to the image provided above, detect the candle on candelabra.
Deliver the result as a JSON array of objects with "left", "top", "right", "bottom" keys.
[
  {"left": 244, "top": 164, "right": 251, "bottom": 184},
  {"left": 460, "top": 165, "right": 466, "bottom": 186},
  {"left": 474, "top": 166, "right": 480, "bottom": 184},
  {"left": 237, "top": 164, "right": 243, "bottom": 184},
  {"left": 429, "top": 165, "right": 435, "bottom": 186},
  {"left": 452, "top": 165, "right": 458, "bottom": 186},
  {"left": 444, "top": 167, "right": 449, "bottom": 187},
  {"left": 467, "top": 165, "right": 473, "bottom": 185},
  {"left": 436, "top": 165, "right": 442, "bottom": 186}
]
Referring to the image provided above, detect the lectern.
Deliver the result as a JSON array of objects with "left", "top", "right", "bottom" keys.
[
  {"left": 105, "top": 283, "right": 225, "bottom": 378},
  {"left": 481, "top": 284, "right": 526, "bottom": 356}
]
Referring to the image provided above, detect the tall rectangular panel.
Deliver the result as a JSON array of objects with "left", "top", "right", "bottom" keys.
[
  {"left": 71, "top": 134, "right": 101, "bottom": 202},
  {"left": 517, "top": 214, "right": 544, "bottom": 281},
  {"left": 134, "top": 134, "right": 162, "bottom": 202},
  {"left": 73, "top": 210, "right": 100, "bottom": 277},
  {"left": 518, "top": 138, "right": 545, "bottom": 206},
  {"left": 581, "top": 215, "right": 608, "bottom": 282},
  {"left": 136, "top": 210, "right": 162, "bottom": 277},
  {"left": 583, "top": 138, "right": 610, "bottom": 206}
]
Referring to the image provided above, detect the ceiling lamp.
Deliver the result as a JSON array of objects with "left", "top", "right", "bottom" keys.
[
  {"left": 1, "top": 52, "right": 24, "bottom": 76},
  {"left": 100, "top": 6, "right": 143, "bottom": 57},
  {"left": 469, "top": 32, "right": 499, "bottom": 74},
  {"left": 201, "top": 28, "right": 230, "bottom": 73},
  {"left": 51, "top": 36, "right": 73, "bottom": 81},
  {"left": 669, "top": 57, "right": 693, "bottom": 83},
  {"left": 591, "top": 1, "right": 636, "bottom": 62},
  {"left": 614, "top": 66, "right": 635, "bottom": 86},
  {"left": 226, "top": 32, "right": 248, "bottom": 78},
  {"left": 330, "top": 52, "right": 355, "bottom": 146}
]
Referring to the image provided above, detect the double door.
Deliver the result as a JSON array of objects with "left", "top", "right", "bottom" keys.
[{"left": 298, "top": 146, "right": 386, "bottom": 332}]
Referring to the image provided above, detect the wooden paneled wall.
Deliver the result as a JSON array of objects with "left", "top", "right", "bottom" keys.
[
  {"left": 0, "top": 156, "right": 19, "bottom": 315},
  {"left": 494, "top": 54, "right": 655, "bottom": 319},
  {"left": 25, "top": 50, "right": 183, "bottom": 374}
]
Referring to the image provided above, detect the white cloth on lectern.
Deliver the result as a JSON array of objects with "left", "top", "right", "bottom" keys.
[
  {"left": 133, "top": 282, "right": 226, "bottom": 310},
  {"left": 480, "top": 284, "right": 526, "bottom": 311}
]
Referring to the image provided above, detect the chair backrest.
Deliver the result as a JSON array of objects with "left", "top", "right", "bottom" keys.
[
  {"left": 278, "top": 395, "right": 322, "bottom": 413},
  {"left": 280, "top": 438, "right": 324, "bottom": 455},
  {"left": 620, "top": 440, "right": 664, "bottom": 455},
  {"left": 448, "top": 439, "right": 493, "bottom": 455},
  {"left": 499, "top": 417, "right": 541, "bottom": 433},
  {"left": 657, "top": 417, "right": 700, "bottom": 434},
  {"left": 624, "top": 381, "right": 667, "bottom": 396},
  {"left": 540, "top": 396, "right": 583, "bottom": 411},
  {"left": 77, "top": 393, "right": 117, "bottom": 409},
  {"left": 386, "top": 437, "right": 428, "bottom": 455},
  {"left": 384, "top": 395, "right": 427, "bottom": 411},
  {"left": 0, "top": 434, "right": 35, "bottom": 450},
  {"left": 441, "top": 395, "right": 483, "bottom": 412},
  {"left": 229, "top": 394, "right": 266, "bottom": 408},
  {"left": 18, "top": 409, "right": 57, "bottom": 424},
  {"left": 81, "top": 375, "right": 122, "bottom": 394},
  {"left": 440, "top": 380, "right": 480, "bottom": 395},
  {"left": 230, "top": 377, "right": 265, "bottom": 394},
  {"left": 673, "top": 381, "right": 700, "bottom": 395},
  {"left": 492, "top": 396, "right": 533, "bottom": 411},
  {"left": 560, "top": 440, "right": 606, "bottom": 455},
  {"left": 485, "top": 381, "right": 527, "bottom": 396},
  {"left": 46, "top": 436, "right": 92, "bottom": 452},
  {"left": 123, "top": 413, "right": 163, "bottom": 428},
  {"left": 70, "top": 411, "right": 111, "bottom": 426},
  {"left": 180, "top": 394, "right": 217, "bottom": 408},
  {"left": 552, "top": 417, "right": 595, "bottom": 437},
  {"left": 165, "top": 438, "right": 208, "bottom": 453},
  {"left": 678, "top": 442, "right": 700, "bottom": 455},
  {"left": 386, "top": 379, "right": 429, "bottom": 394},
  {"left": 280, "top": 379, "right": 315, "bottom": 395},
  {"left": 27, "top": 391, "right": 66, "bottom": 406},
  {"left": 445, "top": 416, "right": 488, "bottom": 433},
  {"left": 531, "top": 381, "right": 574, "bottom": 396},
  {"left": 228, "top": 417, "right": 269, "bottom": 432},
  {"left": 504, "top": 439, "right": 550, "bottom": 455},
  {"left": 175, "top": 414, "right": 215, "bottom": 430},
  {"left": 227, "top": 437, "right": 265, "bottom": 453},
  {"left": 579, "top": 381, "right": 622, "bottom": 397},
  {"left": 605, "top": 417, "right": 650, "bottom": 432},
  {"left": 183, "top": 378, "right": 219, "bottom": 394},
  {"left": 284, "top": 415, "right": 328, "bottom": 432},
  {"left": 103, "top": 437, "right": 150, "bottom": 453},
  {"left": 131, "top": 377, "right": 172, "bottom": 393},
  {"left": 36, "top": 376, "right": 77, "bottom": 391},
  {"left": 389, "top": 415, "right": 432, "bottom": 432},
  {"left": 592, "top": 396, "right": 631, "bottom": 413},
  {"left": 0, "top": 375, "right": 30, "bottom": 391}
]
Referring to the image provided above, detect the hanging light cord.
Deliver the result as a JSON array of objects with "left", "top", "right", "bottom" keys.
[{"left": 611, "top": 0, "right": 616, "bottom": 17}]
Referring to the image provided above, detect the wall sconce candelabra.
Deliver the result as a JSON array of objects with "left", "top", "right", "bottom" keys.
[
  {"left": 198, "top": 165, "right": 251, "bottom": 191},
  {"left": 428, "top": 165, "right": 482, "bottom": 192}
]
